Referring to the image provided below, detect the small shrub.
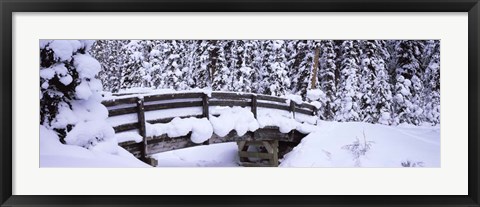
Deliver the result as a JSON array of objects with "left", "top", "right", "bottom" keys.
[{"left": 342, "top": 130, "right": 375, "bottom": 166}]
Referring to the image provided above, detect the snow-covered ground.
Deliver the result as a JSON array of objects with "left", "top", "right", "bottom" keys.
[
  {"left": 152, "top": 143, "right": 239, "bottom": 167},
  {"left": 40, "top": 126, "right": 150, "bottom": 167},
  {"left": 280, "top": 121, "right": 440, "bottom": 167},
  {"left": 153, "top": 121, "right": 440, "bottom": 168}
]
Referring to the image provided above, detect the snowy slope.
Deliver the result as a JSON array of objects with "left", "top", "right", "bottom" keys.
[{"left": 281, "top": 121, "right": 440, "bottom": 167}]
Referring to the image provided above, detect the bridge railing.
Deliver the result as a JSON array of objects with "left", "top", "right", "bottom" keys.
[{"left": 102, "top": 91, "right": 318, "bottom": 160}]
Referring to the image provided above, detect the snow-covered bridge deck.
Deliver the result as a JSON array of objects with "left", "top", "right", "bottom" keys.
[{"left": 102, "top": 91, "right": 319, "bottom": 167}]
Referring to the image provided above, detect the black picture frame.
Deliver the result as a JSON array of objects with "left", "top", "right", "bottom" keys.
[{"left": 1, "top": 0, "right": 479, "bottom": 206}]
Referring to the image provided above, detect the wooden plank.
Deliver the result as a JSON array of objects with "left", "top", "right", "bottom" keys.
[
  {"left": 254, "top": 128, "right": 292, "bottom": 142},
  {"left": 257, "top": 102, "right": 290, "bottom": 111},
  {"left": 237, "top": 141, "right": 247, "bottom": 151},
  {"left": 210, "top": 131, "right": 266, "bottom": 143},
  {"left": 113, "top": 122, "right": 139, "bottom": 133},
  {"left": 146, "top": 134, "right": 203, "bottom": 155},
  {"left": 143, "top": 101, "right": 202, "bottom": 111},
  {"left": 209, "top": 100, "right": 251, "bottom": 107},
  {"left": 144, "top": 92, "right": 204, "bottom": 102},
  {"left": 262, "top": 141, "right": 274, "bottom": 154},
  {"left": 147, "top": 115, "right": 204, "bottom": 124},
  {"left": 295, "top": 108, "right": 315, "bottom": 116},
  {"left": 239, "top": 162, "right": 275, "bottom": 167},
  {"left": 238, "top": 151, "right": 274, "bottom": 159},
  {"left": 137, "top": 97, "right": 147, "bottom": 160},
  {"left": 251, "top": 95, "right": 257, "bottom": 119},
  {"left": 108, "top": 106, "right": 138, "bottom": 117},
  {"left": 271, "top": 140, "right": 279, "bottom": 167},
  {"left": 297, "top": 103, "right": 317, "bottom": 111},
  {"left": 256, "top": 94, "right": 288, "bottom": 104},
  {"left": 119, "top": 142, "right": 142, "bottom": 158},
  {"left": 202, "top": 94, "right": 209, "bottom": 118},
  {"left": 211, "top": 92, "right": 252, "bottom": 100},
  {"left": 102, "top": 97, "right": 138, "bottom": 107}
]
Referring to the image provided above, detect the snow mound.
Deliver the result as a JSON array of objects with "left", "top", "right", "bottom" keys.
[
  {"left": 284, "top": 94, "right": 304, "bottom": 105},
  {"left": 306, "top": 89, "right": 326, "bottom": 101},
  {"left": 115, "top": 131, "right": 143, "bottom": 143},
  {"left": 210, "top": 106, "right": 259, "bottom": 136},
  {"left": 146, "top": 117, "right": 213, "bottom": 144},
  {"left": 257, "top": 109, "right": 318, "bottom": 134},
  {"left": 40, "top": 125, "right": 149, "bottom": 167}
]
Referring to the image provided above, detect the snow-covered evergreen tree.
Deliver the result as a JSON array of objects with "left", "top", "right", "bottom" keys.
[
  {"left": 40, "top": 40, "right": 116, "bottom": 153},
  {"left": 318, "top": 40, "right": 338, "bottom": 120},
  {"left": 91, "top": 40, "right": 127, "bottom": 93},
  {"left": 211, "top": 41, "right": 232, "bottom": 91},
  {"left": 392, "top": 40, "right": 426, "bottom": 125},
  {"left": 231, "top": 40, "right": 255, "bottom": 92},
  {"left": 335, "top": 40, "right": 361, "bottom": 122},
  {"left": 262, "top": 40, "right": 291, "bottom": 96},
  {"left": 422, "top": 40, "right": 440, "bottom": 125},
  {"left": 357, "top": 40, "right": 393, "bottom": 124},
  {"left": 288, "top": 40, "right": 317, "bottom": 98},
  {"left": 120, "top": 40, "right": 147, "bottom": 90}
]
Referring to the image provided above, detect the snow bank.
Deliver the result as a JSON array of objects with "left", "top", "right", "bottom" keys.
[
  {"left": 40, "top": 126, "right": 149, "bottom": 167},
  {"left": 280, "top": 121, "right": 440, "bottom": 167}
]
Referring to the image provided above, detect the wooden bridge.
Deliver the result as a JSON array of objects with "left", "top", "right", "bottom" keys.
[{"left": 102, "top": 91, "right": 318, "bottom": 167}]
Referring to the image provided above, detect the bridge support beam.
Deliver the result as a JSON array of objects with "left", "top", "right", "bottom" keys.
[
  {"left": 237, "top": 140, "right": 279, "bottom": 167},
  {"left": 141, "top": 156, "right": 158, "bottom": 167}
]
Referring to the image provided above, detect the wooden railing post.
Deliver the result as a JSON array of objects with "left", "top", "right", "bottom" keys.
[
  {"left": 202, "top": 94, "right": 210, "bottom": 145},
  {"left": 202, "top": 94, "right": 209, "bottom": 119},
  {"left": 136, "top": 97, "right": 147, "bottom": 160},
  {"left": 289, "top": 101, "right": 296, "bottom": 119},
  {"left": 251, "top": 94, "right": 257, "bottom": 119}
]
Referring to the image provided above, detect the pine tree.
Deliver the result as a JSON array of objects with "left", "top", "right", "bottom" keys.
[
  {"left": 191, "top": 40, "right": 214, "bottom": 89},
  {"left": 422, "top": 40, "right": 440, "bottom": 125},
  {"left": 40, "top": 40, "right": 115, "bottom": 150},
  {"left": 288, "top": 40, "right": 317, "bottom": 98},
  {"left": 211, "top": 41, "right": 232, "bottom": 91},
  {"left": 120, "top": 40, "right": 147, "bottom": 90},
  {"left": 91, "top": 40, "right": 128, "bottom": 93},
  {"left": 318, "top": 40, "right": 338, "bottom": 120},
  {"left": 335, "top": 40, "right": 361, "bottom": 122},
  {"left": 392, "top": 40, "right": 426, "bottom": 125},
  {"left": 262, "top": 40, "right": 291, "bottom": 96},
  {"left": 231, "top": 40, "right": 255, "bottom": 92}
]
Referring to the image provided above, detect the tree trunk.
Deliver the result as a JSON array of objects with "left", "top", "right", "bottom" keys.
[{"left": 311, "top": 46, "right": 320, "bottom": 89}]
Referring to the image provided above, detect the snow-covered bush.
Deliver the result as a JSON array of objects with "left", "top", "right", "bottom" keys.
[{"left": 40, "top": 40, "right": 117, "bottom": 153}]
